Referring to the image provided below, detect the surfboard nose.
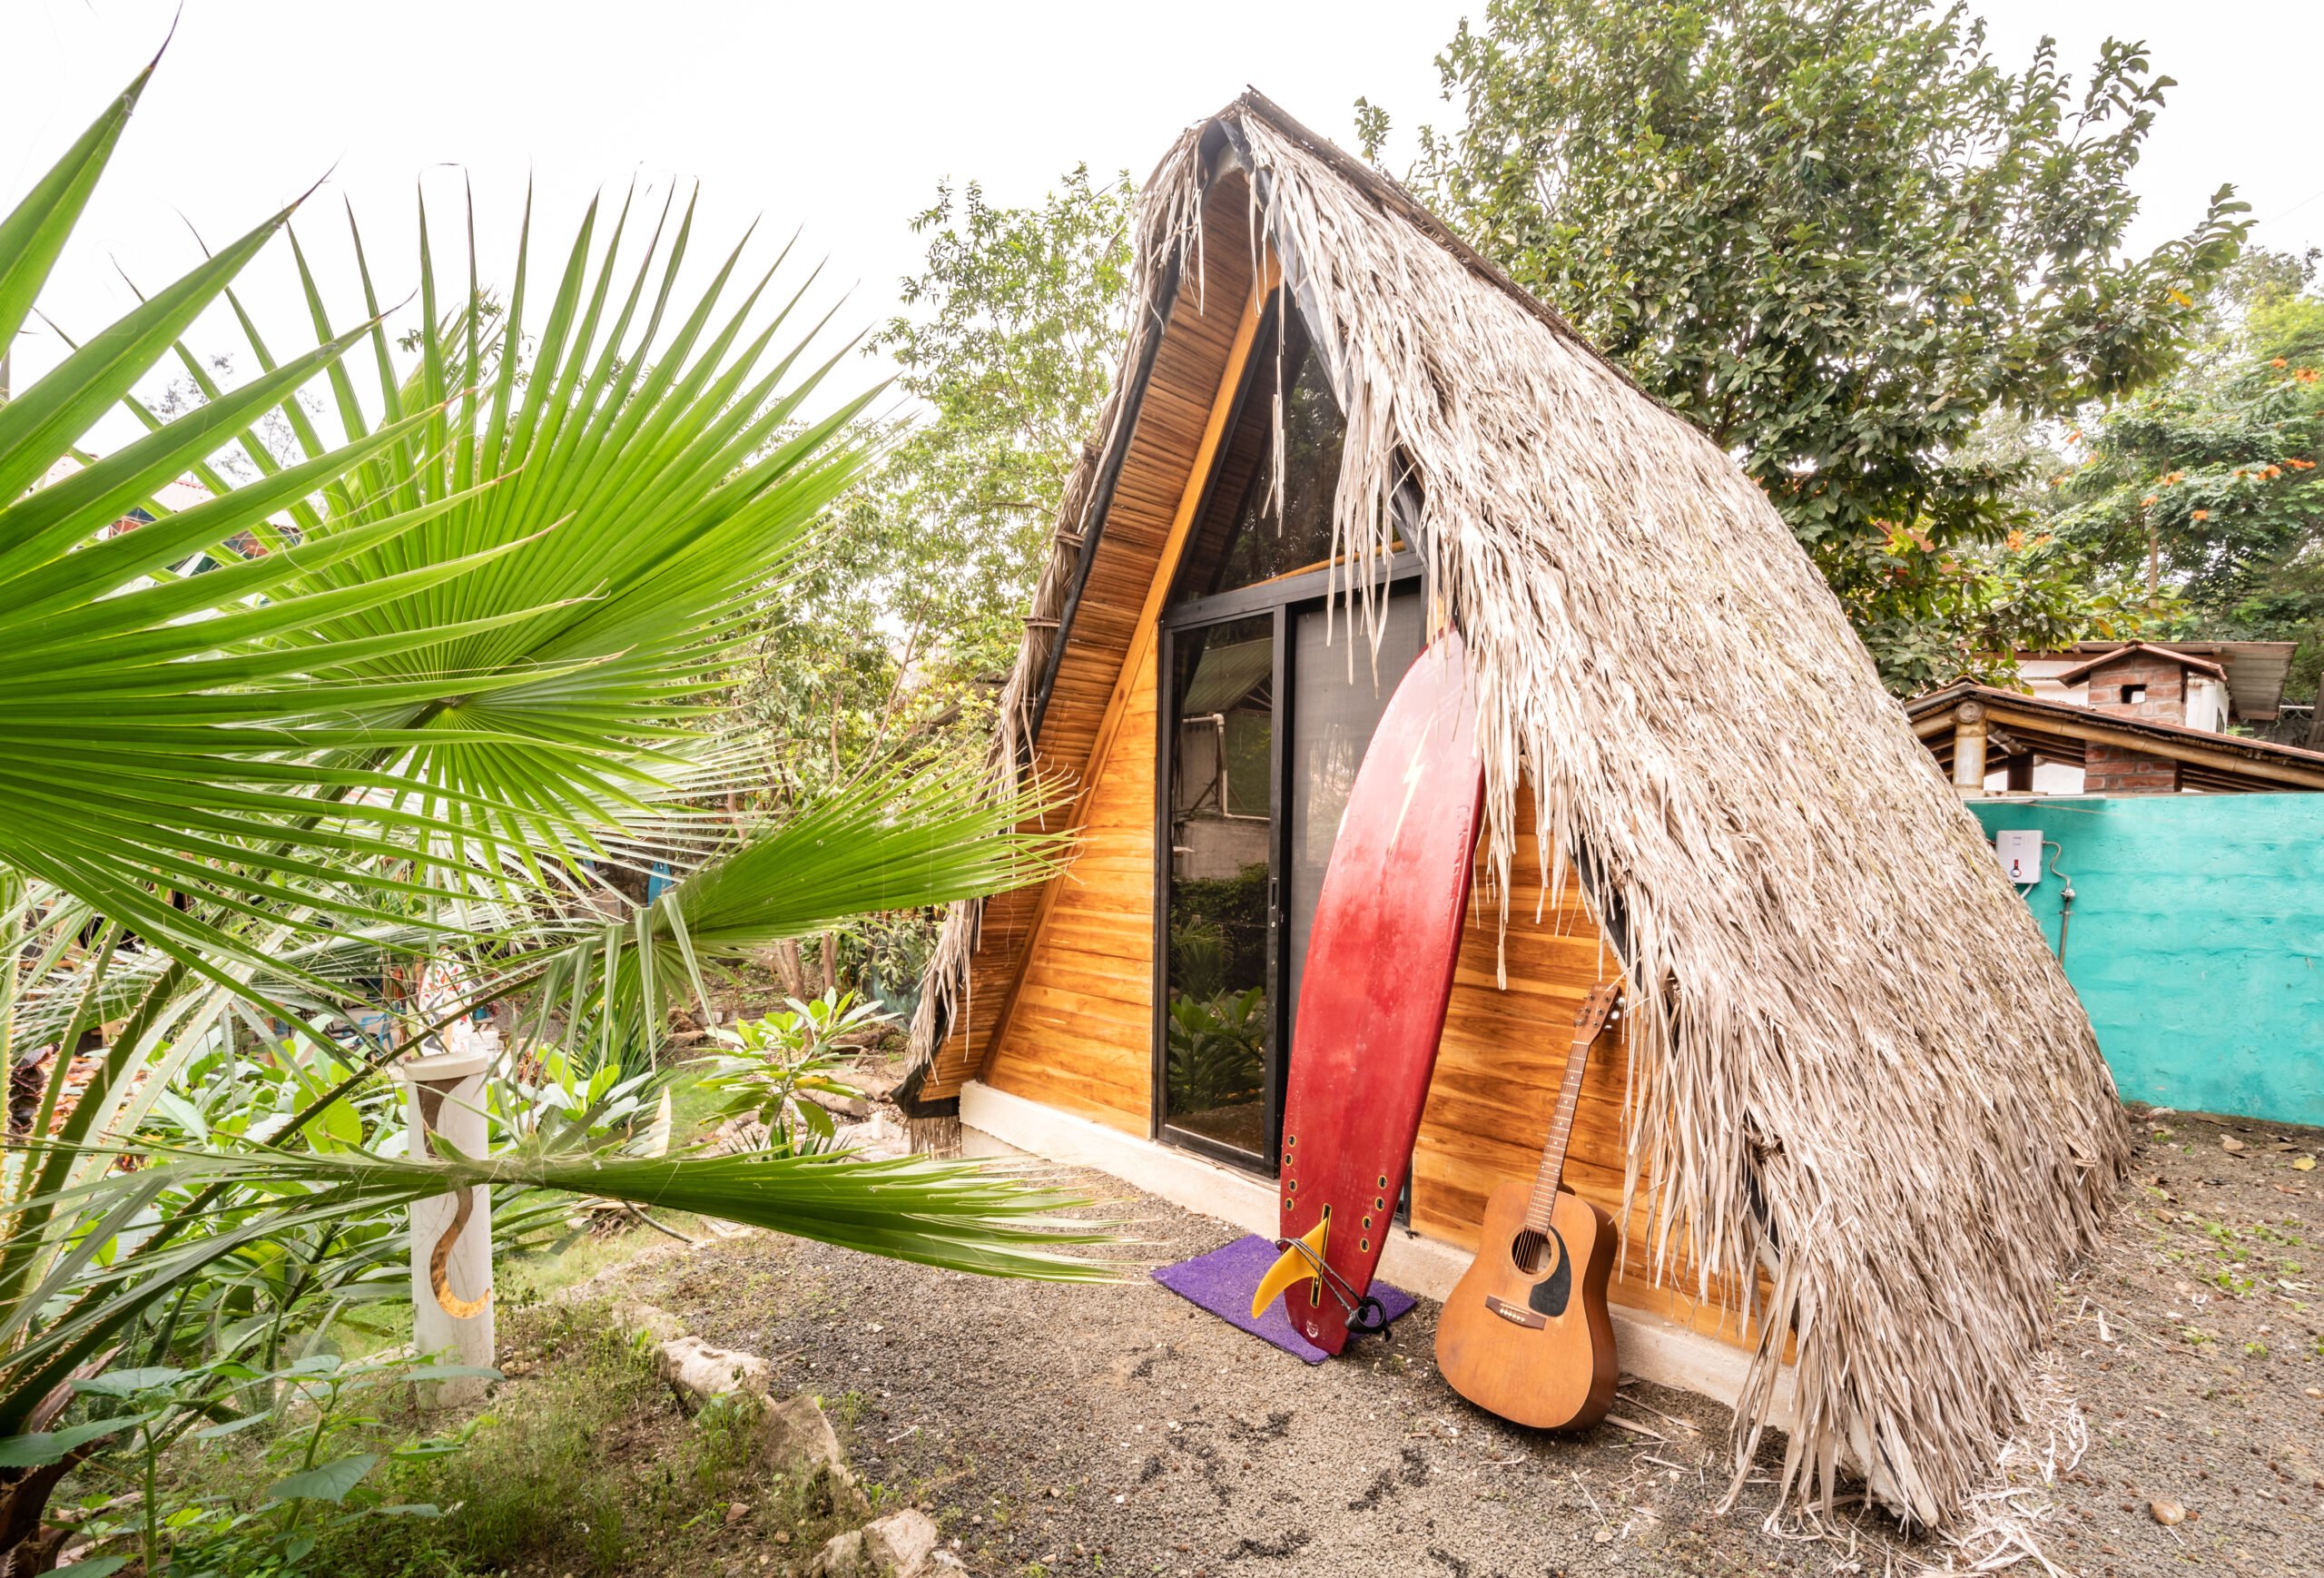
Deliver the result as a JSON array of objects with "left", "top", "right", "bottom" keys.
[{"left": 1249, "top": 1218, "right": 1330, "bottom": 1318}]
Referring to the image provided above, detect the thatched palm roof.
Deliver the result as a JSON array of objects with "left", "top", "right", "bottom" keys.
[{"left": 907, "top": 91, "right": 2123, "bottom": 1524}]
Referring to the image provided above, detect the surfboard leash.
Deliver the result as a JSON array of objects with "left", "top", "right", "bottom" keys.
[{"left": 1270, "top": 1232, "right": 1391, "bottom": 1338}]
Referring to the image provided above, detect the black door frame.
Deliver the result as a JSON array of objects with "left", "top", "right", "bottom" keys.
[{"left": 1150, "top": 552, "right": 1423, "bottom": 1172}]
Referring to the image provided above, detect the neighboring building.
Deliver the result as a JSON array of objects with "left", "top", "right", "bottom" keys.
[
  {"left": 1908, "top": 650, "right": 2324, "bottom": 1129},
  {"left": 1959, "top": 792, "right": 2324, "bottom": 1128},
  {"left": 1907, "top": 639, "right": 2323, "bottom": 795},
  {"left": 2015, "top": 638, "right": 2294, "bottom": 725},
  {"left": 1906, "top": 680, "right": 2324, "bottom": 795}
]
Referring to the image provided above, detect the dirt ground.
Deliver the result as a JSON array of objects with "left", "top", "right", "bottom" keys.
[{"left": 611, "top": 1103, "right": 2324, "bottom": 1578}]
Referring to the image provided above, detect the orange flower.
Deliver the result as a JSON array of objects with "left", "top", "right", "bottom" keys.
[
  {"left": 2299, "top": 369, "right": 2321, "bottom": 383},
  {"left": 2192, "top": 509, "right": 2211, "bottom": 521},
  {"left": 2272, "top": 357, "right": 2290, "bottom": 368},
  {"left": 2165, "top": 470, "right": 2186, "bottom": 484},
  {"left": 2142, "top": 495, "right": 2160, "bottom": 508},
  {"left": 2290, "top": 458, "right": 2317, "bottom": 471},
  {"left": 2006, "top": 529, "right": 2025, "bottom": 550},
  {"left": 2263, "top": 466, "right": 2282, "bottom": 480}
]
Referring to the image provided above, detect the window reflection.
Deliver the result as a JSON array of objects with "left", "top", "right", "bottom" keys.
[{"left": 1164, "top": 616, "right": 1273, "bottom": 1159}]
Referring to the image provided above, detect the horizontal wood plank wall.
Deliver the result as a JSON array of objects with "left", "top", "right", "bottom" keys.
[
  {"left": 918, "top": 173, "right": 1257, "bottom": 1100},
  {"left": 982, "top": 636, "right": 1160, "bottom": 1130},
  {"left": 1415, "top": 791, "right": 1759, "bottom": 1353}
]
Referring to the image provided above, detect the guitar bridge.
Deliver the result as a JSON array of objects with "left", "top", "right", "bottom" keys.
[{"left": 1483, "top": 1294, "right": 1548, "bottom": 1329}]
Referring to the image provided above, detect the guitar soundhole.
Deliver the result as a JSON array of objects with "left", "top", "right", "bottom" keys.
[{"left": 1511, "top": 1228, "right": 1556, "bottom": 1275}]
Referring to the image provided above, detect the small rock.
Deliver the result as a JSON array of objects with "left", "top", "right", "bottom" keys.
[
  {"left": 2306, "top": 1386, "right": 2322, "bottom": 1399},
  {"left": 863, "top": 1510, "right": 940, "bottom": 1575},
  {"left": 2221, "top": 1135, "right": 2246, "bottom": 1154},
  {"left": 659, "top": 1336, "right": 771, "bottom": 1404},
  {"left": 612, "top": 1301, "right": 687, "bottom": 1346},
  {"left": 764, "top": 1393, "right": 866, "bottom": 1514},
  {"left": 806, "top": 1508, "right": 940, "bottom": 1577},
  {"left": 808, "top": 1529, "right": 867, "bottom": 1577},
  {"left": 726, "top": 1502, "right": 752, "bottom": 1525},
  {"left": 2151, "top": 1498, "right": 2187, "bottom": 1525}
]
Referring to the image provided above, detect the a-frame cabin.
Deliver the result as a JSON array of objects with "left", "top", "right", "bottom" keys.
[{"left": 901, "top": 94, "right": 2125, "bottom": 1524}]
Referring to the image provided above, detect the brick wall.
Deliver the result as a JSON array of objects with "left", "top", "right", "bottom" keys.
[
  {"left": 2083, "top": 742, "right": 2181, "bottom": 794},
  {"left": 2080, "top": 653, "right": 2191, "bottom": 725}
]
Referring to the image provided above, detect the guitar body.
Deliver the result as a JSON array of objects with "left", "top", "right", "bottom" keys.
[{"left": 1433, "top": 1181, "right": 1620, "bottom": 1431}]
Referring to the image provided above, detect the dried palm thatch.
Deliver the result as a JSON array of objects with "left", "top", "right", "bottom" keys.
[{"left": 907, "top": 91, "right": 2125, "bottom": 1525}]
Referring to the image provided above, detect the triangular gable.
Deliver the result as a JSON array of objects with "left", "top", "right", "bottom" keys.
[{"left": 911, "top": 161, "right": 1275, "bottom": 1102}]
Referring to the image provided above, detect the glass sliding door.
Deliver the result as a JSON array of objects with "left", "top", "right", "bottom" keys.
[
  {"left": 1153, "top": 291, "right": 1430, "bottom": 1174},
  {"left": 1284, "top": 597, "right": 1424, "bottom": 1040},
  {"left": 1162, "top": 614, "right": 1278, "bottom": 1163},
  {"left": 1158, "top": 590, "right": 1426, "bottom": 1172}
]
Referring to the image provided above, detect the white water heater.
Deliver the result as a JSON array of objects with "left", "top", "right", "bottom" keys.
[{"left": 1994, "top": 829, "right": 2043, "bottom": 884}]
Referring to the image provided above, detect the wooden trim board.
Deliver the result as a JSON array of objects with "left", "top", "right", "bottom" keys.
[{"left": 971, "top": 252, "right": 1284, "bottom": 1082}]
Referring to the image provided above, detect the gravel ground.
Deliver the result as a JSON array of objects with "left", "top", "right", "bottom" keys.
[{"left": 616, "top": 1104, "right": 2324, "bottom": 1578}]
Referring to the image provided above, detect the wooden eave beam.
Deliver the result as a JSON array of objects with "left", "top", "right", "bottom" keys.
[{"left": 1910, "top": 698, "right": 2324, "bottom": 791}]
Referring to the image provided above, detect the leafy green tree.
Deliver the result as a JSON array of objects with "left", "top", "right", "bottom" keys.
[
  {"left": 872, "top": 164, "right": 1136, "bottom": 676},
  {"left": 736, "top": 166, "right": 1137, "bottom": 788},
  {"left": 1362, "top": 0, "right": 2247, "bottom": 687},
  {"left": 2043, "top": 250, "right": 2324, "bottom": 698}
]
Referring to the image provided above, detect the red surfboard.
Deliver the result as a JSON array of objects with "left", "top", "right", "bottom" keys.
[{"left": 1250, "top": 628, "right": 1484, "bottom": 1356}]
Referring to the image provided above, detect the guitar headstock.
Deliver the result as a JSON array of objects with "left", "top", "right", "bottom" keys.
[{"left": 1571, "top": 981, "right": 1624, "bottom": 1040}]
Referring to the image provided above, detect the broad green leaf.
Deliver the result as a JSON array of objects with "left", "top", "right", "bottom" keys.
[
  {"left": 50, "top": 1557, "right": 131, "bottom": 1578},
  {"left": 263, "top": 1451, "right": 380, "bottom": 1504},
  {"left": 0, "top": 1412, "right": 151, "bottom": 1466}
]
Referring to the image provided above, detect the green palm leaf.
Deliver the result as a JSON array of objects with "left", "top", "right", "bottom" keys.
[
  {"left": 195, "top": 187, "right": 881, "bottom": 862},
  {"left": 0, "top": 1141, "right": 1115, "bottom": 1434}
]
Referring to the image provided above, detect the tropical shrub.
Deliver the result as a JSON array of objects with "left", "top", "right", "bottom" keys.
[
  {"left": 1164, "top": 987, "right": 1267, "bottom": 1117},
  {"left": 0, "top": 61, "right": 1105, "bottom": 1573},
  {"left": 693, "top": 991, "right": 889, "bottom": 1151}
]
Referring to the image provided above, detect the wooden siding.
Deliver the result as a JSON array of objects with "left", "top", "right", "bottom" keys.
[
  {"left": 1417, "top": 798, "right": 1758, "bottom": 1348},
  {"left": 918, "top": 170, "right": 1260, "bottom": 1101},
  {"left": 983, "top": 636, "right": 1161, "bottom": 1130}
]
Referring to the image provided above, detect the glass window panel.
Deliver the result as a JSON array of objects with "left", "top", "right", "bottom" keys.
[
  {"left": 1170, "top": 309, "right": 1349, "bottom": 607},
  {"left": 1285, "top": 596, "right": 1426, "bottom": 1037},
  {"left": 1164, "top": 615, "right": 1275, "bottom": 1160}
]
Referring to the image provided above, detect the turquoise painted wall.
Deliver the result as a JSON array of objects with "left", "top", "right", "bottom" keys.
[{"left": 1967, "top": 794, "right": 2324, "bottom": 1126}]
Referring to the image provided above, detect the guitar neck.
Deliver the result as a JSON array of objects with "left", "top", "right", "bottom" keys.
[{"left": 1523, "top": 985, "right": 1619, "bottom": 1231}]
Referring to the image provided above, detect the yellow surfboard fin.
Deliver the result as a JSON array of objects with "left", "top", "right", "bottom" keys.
[{"left": 1249, "top": 1216, "right": 1330, "bottom": 1318}]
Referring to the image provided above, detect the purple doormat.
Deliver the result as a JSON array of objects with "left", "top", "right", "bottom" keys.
[{"left": 1150, "top": 1234, "right": 1417, "bottom": 1364}]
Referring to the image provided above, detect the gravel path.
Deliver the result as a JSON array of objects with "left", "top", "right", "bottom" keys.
[{"left": 619, "top": 1107, "right": 2323, "bottom": 1577}]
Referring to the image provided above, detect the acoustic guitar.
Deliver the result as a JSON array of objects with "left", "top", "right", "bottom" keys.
[{"left": 1433, "top": 981, "right": 1623, "bottom": 1430}]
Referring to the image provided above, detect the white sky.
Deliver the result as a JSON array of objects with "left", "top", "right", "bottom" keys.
[{"left": 7, "top": 0, "right": 2323, "bottom": 444}]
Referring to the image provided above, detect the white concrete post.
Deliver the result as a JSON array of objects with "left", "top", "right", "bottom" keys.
[{"left": 397, "top": 1050, "right": 494, "bottom": 1405}]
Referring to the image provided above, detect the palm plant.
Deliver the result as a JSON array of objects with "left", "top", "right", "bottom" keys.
[{"left": 1, "top": 62, "right": 1101, "bottom": 1570}]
